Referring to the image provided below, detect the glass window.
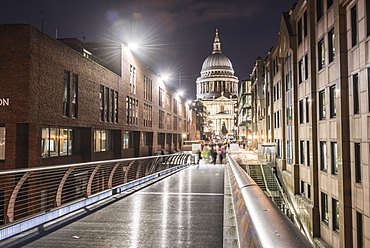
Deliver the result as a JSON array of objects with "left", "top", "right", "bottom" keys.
[
  {"left": 94, "top": 129, "right": 112, "bottom": 152},
  {"left": 300, "top": 140, "right": 305, "bottom": 164},
  {"left": 306, "top": 97, "right": 310, "bottom": 123},
  {"left": 357, "top": 212, "right": 363, "bottom": 248},
  {"left": 332, "top": 198, "right": 339, "bottom": 232},
  {"left": 0, "top": 126, "right": 5, "bottom": 160},
  {"left": 100, "top": 86, "right": 104, "bottom": 121},
  {"left": 286, "top": 106, "right": 293, "bottom": 125},
  {"left": 317, "top": 0, "right": 324, "bottom": 21},
  {"left": 321, "top": 192, "right": 328, "bottom": 223},
  {"left": 129, "top": 64, "right": 136, "bottom": 94},
  {"left": 327, "top": 0, "right": 333, "bottom": 9},
  {"left": 298, "top": 18, "right": 302, "bottom": 45},
  {"left": 307, "top": 184, "right": 311, "bottom": 199},
  {"left": 328, "top": 28, "right": 335, "bottom": 63},
  {"left": 331, "top": 142, "right": 338, "bottom": 175},
  {"left": 304, "top": 54, "right": 309, "bottom": 80},
  {"left": 320, "top": 141, "right": 327, "bottom": 171},
  {"left": 42, "top": 127, "right": 79, "bottom": 158},
  {"left": 353, "top": 74, "right": 359, "bottom": 114},
  {"left": 318, "top": 38, "right": 325, "bottom": 70},
  {"left": 123, "top": 132, "right": 130, "bottom": 149},
  {"left": 301, "top": 180, "right": 305, "bottom": 195},
  {"left": 299, "top": 59, "right": 304, "bottom": 84},
  {"left": 63, "top": 71, "right": 70, "bottom": 117},
  {"left": 71, "top": 74, "right": 78, "bottom": 118},
  {"left": 307, "top": 141, "right": 310, "bottom": 167},
  {"left": 330, "top": 85, "right": 336, "bottom": 118},
  {"left": 355, "top": 143, "right": 361, "bottom": 183},
  {"left": 299, "top": 100, "right": 304, "bottom": 124},
  {"left": 304, "top": 12, "right": 308, "bottom": 37},
  {"left": 351, "top": 5, "right": 358, "bottom": 47},
  {"left": 287, "top": 140, "right": 293, "bottom": 164},
  {"left": 319, "top": 90, "right": 326, "bottom": 120}
]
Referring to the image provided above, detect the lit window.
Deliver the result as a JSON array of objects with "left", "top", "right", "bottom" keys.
[
  {"left": 320, "top": 141, "right": 327, "bottom": 171},
  {"left": 42, "top": 127, "right": 80, "bottom": 158},
  {"left": 319, "top": 90, "right": 326, "bottom": 120},
  {"left": 94, "top": 129, "right": 112, "bottom": 152},
  {"left": 328, "top": 28, "right": 335, "bottom": 63},
  {"left": 318, "top": 38, "right": 325, "bottom": 70},
  {"left": 321, "top": 192, "right": 328, "bottom": 223}
]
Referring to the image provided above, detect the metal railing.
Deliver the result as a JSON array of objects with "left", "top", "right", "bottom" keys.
[
  {"left": 226, "top": 154, "right": 312, "bottom": 248},
  {"left": 0, "top": 153, "right": 190, "bottom": 241}
]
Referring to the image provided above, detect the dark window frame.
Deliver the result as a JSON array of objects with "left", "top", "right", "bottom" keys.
[
  {"left": 353, "top": 74, "right": 359, "bottom": 114},
  {"left": 355, "top": 143, "right": 361, "bottom": 183},
  {"left": 318, "top": 38, "right": 325, "bottom": 70},
  {"left": 351, "top": 4, "right": 358, "bottom": 47},
  {"left": 330, "top": 85, "right": 336, "bottom": 118}
]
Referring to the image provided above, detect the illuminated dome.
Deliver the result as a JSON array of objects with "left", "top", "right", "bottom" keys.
[{"left": 201, "top": 53, "right": 233, "bottom": 72}]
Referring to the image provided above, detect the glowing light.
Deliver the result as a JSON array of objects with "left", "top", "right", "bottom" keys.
[
  {"left": 177, "top": 90, "right": 184, "bottom": 97},
  {"left": 161, "top": 74, "right": 170, "bottom": 81},
  {"left": 128, "top": 43, "right": 138, "bottom": 50}
]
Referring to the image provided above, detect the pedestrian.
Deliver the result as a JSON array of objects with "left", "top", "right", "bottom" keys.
[
  {"left": 219, "top": 148, "right": 224, "bottom": 164},
  {"left": 197, "top": 149, "right": 202, "bottom": 164},
  {"left": 212, "top": 149, "right": 217, "bottom": 165}
]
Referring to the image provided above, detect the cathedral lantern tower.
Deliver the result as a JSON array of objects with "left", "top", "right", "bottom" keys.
[{"left": 195, "top": 29, "right": 239, "bottom": 141}]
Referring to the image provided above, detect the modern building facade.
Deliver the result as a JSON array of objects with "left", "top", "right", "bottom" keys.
[
  {"left": 0, "top": 24, "right": 194, "bottom": 170},
  {"left": 195, "top": 29, "right": 239, "bottom": 141},
  {"left": 248, "top": 0, "right": 370, "bottom": 247}
]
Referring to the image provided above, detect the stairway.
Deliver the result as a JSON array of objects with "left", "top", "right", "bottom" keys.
[{"left": 247, "top": 165, "right": 266, "bottom": 191}]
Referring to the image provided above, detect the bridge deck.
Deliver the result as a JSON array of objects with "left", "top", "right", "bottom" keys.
[{"left": 16, "top": 161, "right": 225, "bottom": 248}]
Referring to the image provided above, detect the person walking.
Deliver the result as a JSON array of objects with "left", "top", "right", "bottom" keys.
[
  {"left": 212, "top": 149, "right": 217, "bottom": 165},
  {"left": 197, "top": 149, "right": 202, "bottom": 164}
]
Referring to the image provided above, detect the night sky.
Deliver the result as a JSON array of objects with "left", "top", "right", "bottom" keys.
[{"left": 1, "top": 0, "right": 296, "bottom": 100}]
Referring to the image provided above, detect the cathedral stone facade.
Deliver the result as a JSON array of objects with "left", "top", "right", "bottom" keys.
[{"left": 196, "top": 29, "right": 239, "bottom": 141}]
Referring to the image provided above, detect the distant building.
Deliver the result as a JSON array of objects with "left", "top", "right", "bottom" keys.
[
  {"left": 251, "top": 0, "right": 370, "bottom": 247},
  {"left": 0, "top": 24, "right": 192, "bottom": 170},
  {"left": 195, "top": 29, "right": 239, "bottom": 142},
  {"left": 237, "top": 79, "right": 252, "bottom": 146}
]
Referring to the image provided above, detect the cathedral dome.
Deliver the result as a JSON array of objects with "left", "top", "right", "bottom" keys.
[{"left": 201, "top": 53, "right": 233, "bottom": 72}]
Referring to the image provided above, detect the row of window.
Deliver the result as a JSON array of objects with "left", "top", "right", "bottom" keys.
[
  {"left": 40, "top": 126, "right": 184, "bottom": 158},
  {"left": 320, "top": 192, "right": 339, "bottom": 233},
  {"left": 100, "top": 86, "right": 118, "bottom": 123}
]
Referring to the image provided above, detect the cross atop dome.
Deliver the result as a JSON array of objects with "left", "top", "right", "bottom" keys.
[{"left": 212, "top": 28, "right": 222, "bottom": 54}]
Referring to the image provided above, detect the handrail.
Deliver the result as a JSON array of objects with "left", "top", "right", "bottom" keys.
[
  {"left": 0, "top": 154, "right": 190, "bottom": 230},
  {"left": 226, "top": 154, "right": 312, "bottom": 248}
]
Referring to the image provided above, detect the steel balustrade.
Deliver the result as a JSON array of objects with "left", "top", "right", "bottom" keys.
[
  {"left": 226, "top": 154, "right": 313, "bottom": 248},
  {"left": 0, "top": 154, "right": 190, "bottom": 240}
]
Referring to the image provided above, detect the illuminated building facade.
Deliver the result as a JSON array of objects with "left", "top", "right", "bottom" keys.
[
  {"left": 196, "top": 29, "right": 239, "bottom": 141},
  {"left": 250, "top": 1, "right": 370, "bottom": 247},
  {"left": 0, "top": 24, "right": 192, "bottom": 170}
]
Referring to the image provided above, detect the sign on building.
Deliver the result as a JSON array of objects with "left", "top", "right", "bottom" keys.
[{"left": 0, "top": 98, "right": 9, "bottom": 106}]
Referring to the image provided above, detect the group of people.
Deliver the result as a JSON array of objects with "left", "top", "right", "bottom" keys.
[{"left": 197, "top": 144, "right": 228, "bottom": 165}]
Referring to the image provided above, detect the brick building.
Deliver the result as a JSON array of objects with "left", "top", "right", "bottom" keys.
[
  {"left": 248, "top": 0, "right": 370, "bottom": 247},
  {"left": 0, "top": 24, "right": 194, "bottom": 170}
]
